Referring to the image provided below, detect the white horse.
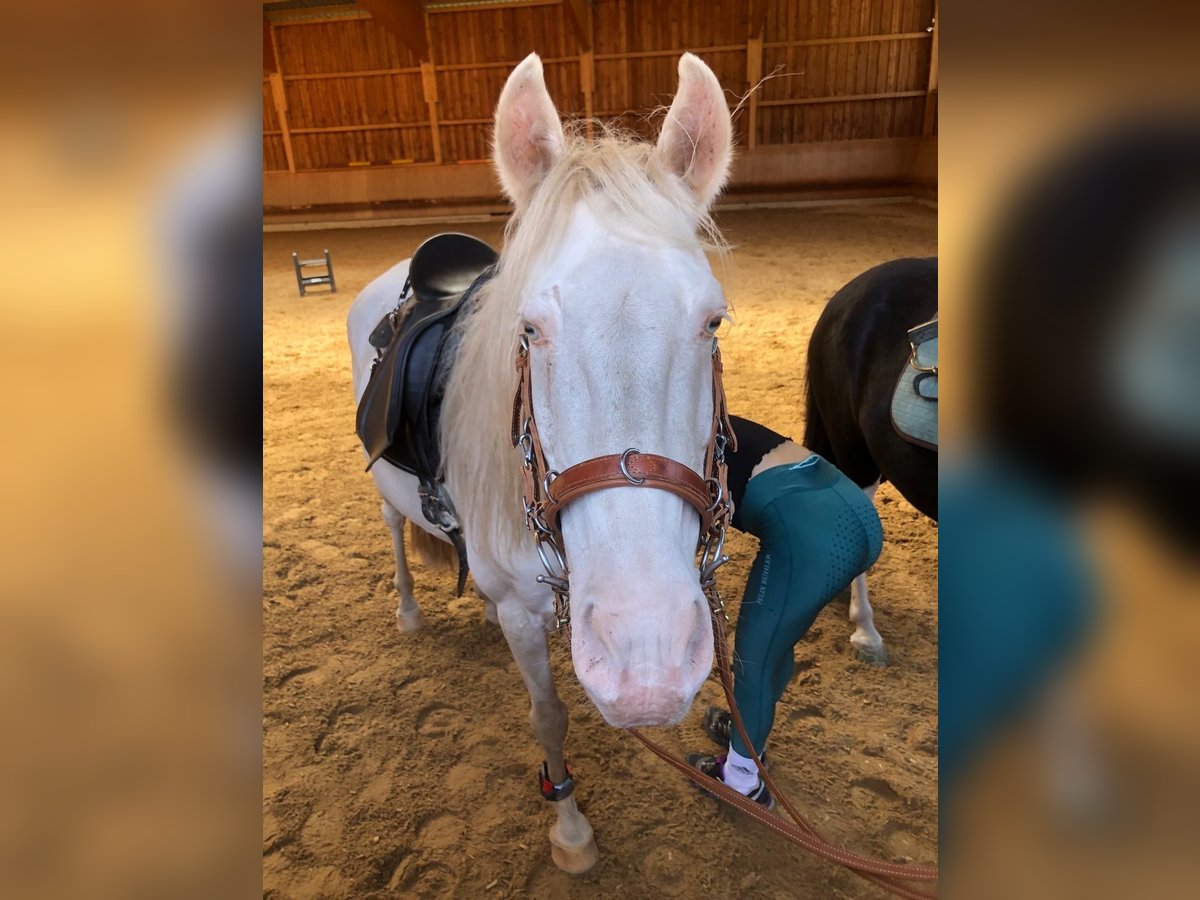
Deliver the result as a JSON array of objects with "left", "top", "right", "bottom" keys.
[{"left": 348, "top": 53, "right": 734, "bottom": 873}]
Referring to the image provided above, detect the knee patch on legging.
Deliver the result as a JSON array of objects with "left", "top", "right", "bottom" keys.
[{"left": 817, "top": 500, "right": 882, "bottom": 597}]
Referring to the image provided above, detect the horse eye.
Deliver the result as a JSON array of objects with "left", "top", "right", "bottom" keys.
[
  {"left": 523, "top": 323, "right": 541, "bottom": 341},
  {"left": 706, "top": 317, "right": 724, "bottom": 335}
]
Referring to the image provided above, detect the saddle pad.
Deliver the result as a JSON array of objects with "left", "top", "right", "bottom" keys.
[{"left": 891, "top": 318, "right": 938, "bottom": 451}]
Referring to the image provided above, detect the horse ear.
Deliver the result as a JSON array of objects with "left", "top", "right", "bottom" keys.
[
  {"left": 493, "top": 53, "right": 565, "bottom": 209},
  {"left": 655, "top": 54, "right": 733, "bottom": 210}
]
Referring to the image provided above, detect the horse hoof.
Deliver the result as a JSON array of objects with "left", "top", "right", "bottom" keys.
[
  {"left": 550, "top": 837, "right": 599, "bottom": 874},
  {"left": 396, "top": 610, "right": 426, "bottom": 633},
  {"left": 851, "top": 642, "right": 888, "bottom": 666},
  {"left": 549, "top": 826, "right": 598, "bottom": 874}
]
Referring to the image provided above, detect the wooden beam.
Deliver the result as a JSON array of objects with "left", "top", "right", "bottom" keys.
[
  {"left": 263, "top": 17, "right": 277, "bottom": 74},
  {"left": 562, "top": 0, "right": 591, "bottom": 51},
  {"left": 579, "top": 50, "right": 595, "bottom": 118},
  {"left": 422, "top": 11, "right": 442, "bottom": 164},
  {"left": 763, "top": 32, "right": 931, "bottom": 49},
  {"left": 745, "top": 35, "right": 763, "bottom": 150},
  {"left": 594, "top": 45, "right": 745, "bottom": 62},
  {"left": 747, "top": 0, "right": 767, "bottom": 39},
  {"left": 434, "top": 55, "right": 577, "bottom": 72},
  {"left": 356, "top": 0, "right": 428, "bottom": 60},
  {"left": 425, "top": 0, "right": 560, "bottom": 12},
  {"left": 268, "top": 11, "right": 371, "bottom": 28},
  {"left": 421, "top": 61, "right": 443, "bottom": 164},
  {"left": 265, "top": 23, "right": 296, "bottom": 174},
  {"left": 923, "top": 4, "right": 939, "bottom": 136},
  {"left": 283, "top": 66, "right": 422, "bottom": 82},
  {"left": 575, "top": 0, "right": 594, "bottom": 131},
  {"left": 757, "top": 91, "right": 926, "bottom": 108},
  {"left": 582, "top": 1, "right": 595, "bottom": 135},
  {"left": 268, "top": 71, "right": 297, "bottom": 174},
  {"left": 927, "top": 18, "right": 939, "bottom": 92},
  {"left": 288, "top": 122, "right": 431, "bottom": 135}
]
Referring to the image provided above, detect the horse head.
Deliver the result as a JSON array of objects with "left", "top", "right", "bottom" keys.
[{"left": 489, "top": 53, "right": 734, "bottom": 728}]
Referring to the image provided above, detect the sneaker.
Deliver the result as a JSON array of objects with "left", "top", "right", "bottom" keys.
[
  {"left": 685, "top": 752, "right": 775, "bottom": 810},
  {"left": 701, "top": 707, "right": 770, "bottom": 769},
  {"left": 702, "top": 705, "right": 732, "bottom": 745}
]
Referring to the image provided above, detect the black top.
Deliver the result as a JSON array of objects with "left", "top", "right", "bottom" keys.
[{"left": 725, "top": 415, "right": 791, "bottom": 531}]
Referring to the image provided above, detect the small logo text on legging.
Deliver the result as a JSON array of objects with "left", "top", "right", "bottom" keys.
[{"left": 753, "top": 555, "right": 771, "bottom": 605}]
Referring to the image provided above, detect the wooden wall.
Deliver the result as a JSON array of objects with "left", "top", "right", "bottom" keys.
[
  {"left": 263, "top": 0, "right": 937, "bottom": 209},
  {"left": 756, "top": 0, "right": 934, "bottom": 144}
]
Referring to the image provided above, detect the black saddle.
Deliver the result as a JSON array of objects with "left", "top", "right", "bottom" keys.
[{"left": 356, "top": 233, "right": 498, "bottom": 592}]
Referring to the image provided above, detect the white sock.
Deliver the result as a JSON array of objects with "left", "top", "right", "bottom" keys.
[{"left": 723, "top": 747, "right": 762, "bottom": 795}]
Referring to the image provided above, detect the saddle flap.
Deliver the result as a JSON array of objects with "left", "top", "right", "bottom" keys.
[{"left": 891, "top": 316, "right": 938, "bottom": 450}]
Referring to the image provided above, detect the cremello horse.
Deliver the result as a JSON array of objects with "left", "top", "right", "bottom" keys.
[{"left": 348, "top": 53, "right": 734, "bottom": 872}]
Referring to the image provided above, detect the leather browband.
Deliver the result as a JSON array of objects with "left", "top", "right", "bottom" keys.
[{"left": 543, "top": 451, "right": 713, "bottom": 534}]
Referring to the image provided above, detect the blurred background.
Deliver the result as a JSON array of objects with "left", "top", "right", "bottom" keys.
[
  {"left": 0, "top": 3, "right": 260, "bottom": 898},
  {"left": 940, "top": 2, "right": 1200, "bottom": 897},
  {"left": 0, "top": 0, "right": 1196, "bottom": 897}
]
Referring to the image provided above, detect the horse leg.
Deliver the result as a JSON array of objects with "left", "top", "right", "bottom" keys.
[
  {"left": 848, "top": 480, "right": 888, "bottom": 665},
  {"left": 495, "top": 601, "right": 598, "bottom": 874},
  {"left": 380, "top": 501, "right": 426, "bottom": 633}
]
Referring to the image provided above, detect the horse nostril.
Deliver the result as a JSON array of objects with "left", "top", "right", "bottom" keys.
[
  {"left": 686, "top": 623, "right": 705, "bottom": 663},
  {"left": 686, "top": 600, "right": 714, "bottom": 664},
  {"left": 577, "top": 603, "right": 616, "bottom": 654}
]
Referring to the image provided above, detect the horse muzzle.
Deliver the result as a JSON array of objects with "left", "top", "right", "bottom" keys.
[{"left": 571, "top": 600, "right": 713, "bottom": 727}]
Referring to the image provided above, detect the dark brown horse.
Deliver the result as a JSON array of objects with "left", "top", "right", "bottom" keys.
[{"left": 803, "top": 258, "right": 937, "bottom": 663}]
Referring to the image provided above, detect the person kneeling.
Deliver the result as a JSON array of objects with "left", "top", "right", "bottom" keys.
[{"left": 687, "top": 416, "right": 883, "bottom": 807}]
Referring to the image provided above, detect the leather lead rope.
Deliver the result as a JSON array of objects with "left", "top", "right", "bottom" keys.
[{"left": 629, "top": 607, "right": 938, "bottom": 898}]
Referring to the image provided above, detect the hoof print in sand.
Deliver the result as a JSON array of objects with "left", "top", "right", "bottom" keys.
[
  {"left": 641, "top": 844, "right": 696, "bottom": 896},
  {"left": 414, "top": 703, "right": 459, "bottom": 739}
]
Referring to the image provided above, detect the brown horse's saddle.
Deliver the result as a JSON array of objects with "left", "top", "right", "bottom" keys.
[
  {"left": 891, "top": 316, "right": 938, "bottom": 450},
  {"left": 356, "top": 233, "right": 498, "bottom": 593}
]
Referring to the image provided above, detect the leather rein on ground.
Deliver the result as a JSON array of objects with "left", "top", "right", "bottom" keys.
[{"left": 510, "top": 335, "right": 938, "bottom": 897}]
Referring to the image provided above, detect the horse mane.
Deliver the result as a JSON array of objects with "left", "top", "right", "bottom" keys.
[{"left": 441, "top": 122, "right": 727, "bottom": 557}]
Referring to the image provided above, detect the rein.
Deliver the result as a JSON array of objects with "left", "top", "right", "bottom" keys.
[{"left": 510, "top": 334, "right": 937, "bottom": 896}]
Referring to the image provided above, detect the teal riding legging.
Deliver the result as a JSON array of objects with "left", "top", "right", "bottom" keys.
[{"left": 729, "top": 455, "right": 884, "bottom": 759}]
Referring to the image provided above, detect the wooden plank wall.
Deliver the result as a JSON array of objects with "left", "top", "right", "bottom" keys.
[
  {"left": 590, "top": 1, "right": 749, "bottom": 139},
  {"left": 757, "top": 0, "right": 933, "bottom": 144},
  {"left": 263, "top": 0, "right": 936, "bottom": 203},
  {"left": 427, "top": 2, "right": 584, "bottom": 162}
]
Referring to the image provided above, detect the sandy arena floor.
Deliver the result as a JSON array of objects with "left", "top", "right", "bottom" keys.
[{"left": 263, "top": 201, "right": 938, "bottom": 899}]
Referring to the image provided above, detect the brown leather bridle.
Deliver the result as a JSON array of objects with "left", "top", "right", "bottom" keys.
[
  {"left": 509, "top": 332, "right": 938, "bottom": 896},
  {"left": 510, "top": 332, "right": 737, "bottom": 630}
]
